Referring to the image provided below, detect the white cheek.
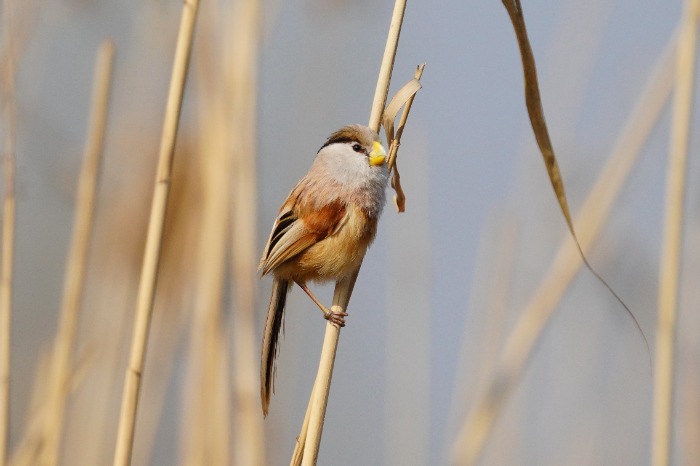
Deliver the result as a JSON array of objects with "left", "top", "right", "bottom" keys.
[
  {"left": 316, "top": 144, "right": 389, "bottom": 196},
  {"left": 330, "top": 147, "right": 370, "bottom": 183}
]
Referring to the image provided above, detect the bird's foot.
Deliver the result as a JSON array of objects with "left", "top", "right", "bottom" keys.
[{"left": 323, "top": 310, "right": 349, "bottom": 327}]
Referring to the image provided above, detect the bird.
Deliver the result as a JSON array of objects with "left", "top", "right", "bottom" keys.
[{"left": 258, "top": 124, "right": 389, "bottom": 416}]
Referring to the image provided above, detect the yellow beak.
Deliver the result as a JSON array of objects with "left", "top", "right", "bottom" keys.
[{"left": 369, "top": 141, "right": 387, "bottom": 166}]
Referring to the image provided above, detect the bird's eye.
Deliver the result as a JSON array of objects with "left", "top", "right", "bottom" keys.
[{"left": 352, "top": 143, "right": 363, "bottom": 153}]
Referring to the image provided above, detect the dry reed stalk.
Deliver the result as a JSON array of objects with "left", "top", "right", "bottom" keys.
[
  {"left": 180, "top": 84, "right": 230, "bottom": 466},
  {"left": 112, "top": 1, "right": 200, "bottom": 464},
  {"left": 450, "top": 35, "right": 676, "bottom": 465},
  {"left": 290, "top": 383, "right": 314, "bottom": 466},
  {"left": 0, "top": 0, "right": 17, "bottom": 462},
  {"left": 293, "top": 2, "right": 408, "bottom": 464},
  {"left": 368, "top": 1, "right": 407, "bottom": 132},
  {"left": 652, "top": 1, "right": 699, "bottom": 464},
  {"left": 448, "top": 217, "right": 519, "bottom": 431},
  {"left": 7, "top": 350, "right": 52, "bottom": 466},
  {"left": 178, "top": 4, "right": 229, "bottom": 463},
  {"left": 182, "top": 125, "right": 231, "bottom": 465},
  {"left": 225, "top": 0, "right": 266, "bottom": 464},
  {"left": 111, "top": 147, "right": 202, "bottom": 466},
  {"left": 37, "top": 40, "right": 115, "bottom": 466},
  {"left": 300, "top": 272, "right": 358, "bottom": 466}
]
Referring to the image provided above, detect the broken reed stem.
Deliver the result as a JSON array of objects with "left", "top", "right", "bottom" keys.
[
  {"left": 451, "top": 35, "right": 676, "bottom": 466},
  {"left": 41, "top": 40, "right": 115, "bottom": 466},
  {"left": 112, "top": 2, "right": 200, "bottom": 465},
  {"left": 0, "top": 0, "right": 17, "bottom": 462},
  {"left": 652, "top": 1, "right": 699, "bottom": 465},
  {"left": 296, "top": 3, "right": 408, "bottom": 463}
]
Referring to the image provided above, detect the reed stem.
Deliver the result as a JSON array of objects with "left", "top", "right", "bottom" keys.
[
  {"left": 651, "top": 1, "right": 699, "bottom": 464},
  {"left": 296, "top": 2, "right": 408, "bottom": 463},
  {"left": 0, "top": 0, "right": 17, "bottom": 462},
  {"left": 112, "top": 2, "right": 200, "bottom": 464},
  {"left": 227, "top": 0, "right": 266, "bottom": 463},
  {"left": 42, "top": 40, "right": 114, "bottom": 466}
]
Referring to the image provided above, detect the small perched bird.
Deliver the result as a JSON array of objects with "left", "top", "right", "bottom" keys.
[{"left": 259, "top": 124, "right": 389, "bottom": 416}]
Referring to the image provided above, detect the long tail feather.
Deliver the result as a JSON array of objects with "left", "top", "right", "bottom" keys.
[{"left": 260, "top": 278, "right": 290, "bottom": 416}]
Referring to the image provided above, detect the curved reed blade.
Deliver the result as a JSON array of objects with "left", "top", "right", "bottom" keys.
[{"left": 501, "top": 0, "right": 648, "bottom": 349}]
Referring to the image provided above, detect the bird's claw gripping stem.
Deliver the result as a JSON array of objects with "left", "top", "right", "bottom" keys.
[{"left": 323, "top": 311, "right": 348, "bottom": 327}]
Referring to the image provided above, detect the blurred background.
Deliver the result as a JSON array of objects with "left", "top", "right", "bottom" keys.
[{"left": 1, "top": 0, "right": 698, "bottom": 464}]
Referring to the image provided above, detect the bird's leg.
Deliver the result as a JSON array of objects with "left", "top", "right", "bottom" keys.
[{"left": 296, "top": 282, "right": 348, "bottom": 327}]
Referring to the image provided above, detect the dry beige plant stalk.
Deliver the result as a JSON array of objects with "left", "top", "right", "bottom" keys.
[
  {"left": 291, "top": 0, "right": 425, "bottom": 464},
  {"left": 0, "top": 1, "right": 17, "bottom": 463},
  {"left": 225, "top": 0, "right": 266, "bottom": 464},
  {"left": 652, "top": 1, "right": 699, "bottom": 464},
  {"left": 37, "top": 40, "right": 115, "bottom": 466},
  {"left": 177, "top": 4, "right": 232, "bottom": 465},
  {"left": 180, "top": 0, "right": 264, "bottom": 462},
  {"left": 181, "top": 62, "right": 232, "bottom": 466},
  {"left": 450, "top": 31, "right": 677, "bottom": 466},
  {"left": 112, "top": 1, "right": 201, "bottom": 464}
]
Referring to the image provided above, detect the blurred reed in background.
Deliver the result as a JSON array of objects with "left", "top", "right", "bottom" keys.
[{"left": 0, "top": 1, "right": 698, "bottom": 465}]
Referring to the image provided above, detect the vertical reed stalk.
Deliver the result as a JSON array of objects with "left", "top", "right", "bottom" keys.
[
  {"left": 451, "top": 35, "right": 676, "bottom": 465},
  {"left": 652, "top": 1, "right": 699, "bottom": 465},
  {"left": 300, "top": 272, "right": 358, "bottom": 466},
  {"left": 112, "top": 2, "right": 200, "bottom": 465},
  {"left": 180, "top": 4, "right": 230, "bottom": 463},
  {"left": 0, "top": 0, "right": 17, "bottom": 463},
  {"left": 295, "top": 2, "right": 408, "bottom": 464},
  {"left": 40, "top": 40, "right": 115, "bottom": 466},
  {"left": 226, "top": 0, "right": 265, "bottom": 464},
  {"left": 183, "top": 110, "right": 231, "bottom": 466},
  {"left": 368, "top": 1, "right": 407, "bottom": 132}
]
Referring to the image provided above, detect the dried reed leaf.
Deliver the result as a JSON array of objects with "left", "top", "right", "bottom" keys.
[
  {"left": 382, "top": 64, "right": 425, "bottom": 212},
  {"left": 390, "top": 169, "right": 407, "bottom": 213},
  {"left": 501, "top": 0, "right": 647, "bottom": 346},
  {"left": 382, "top": 77, "right": 421, "bottom": 144}
]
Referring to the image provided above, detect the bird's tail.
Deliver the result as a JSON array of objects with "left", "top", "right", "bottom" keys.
[{"left": 260, "top": 278, "right": 290, "bottom": 416}]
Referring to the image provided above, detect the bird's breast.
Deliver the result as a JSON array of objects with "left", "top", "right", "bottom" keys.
[{"left": 275, "top": 205, "right": 378, "bottom": 283}]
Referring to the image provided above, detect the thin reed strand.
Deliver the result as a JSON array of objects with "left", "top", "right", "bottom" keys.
[
  {"left": 226, "top": 0, "right": 266, "bottom": 464},
  {"left": 40, "top": 40, "right": 115, "bottom": 466},
  {"left": 0, "top": 0, "right": 17, "bottom": 462},
  {"left": 112, "top": 1, "right": 200, "bottom": 464},
  {"left": 652, "top": 1, "right": 699, "bottom": 464}
]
